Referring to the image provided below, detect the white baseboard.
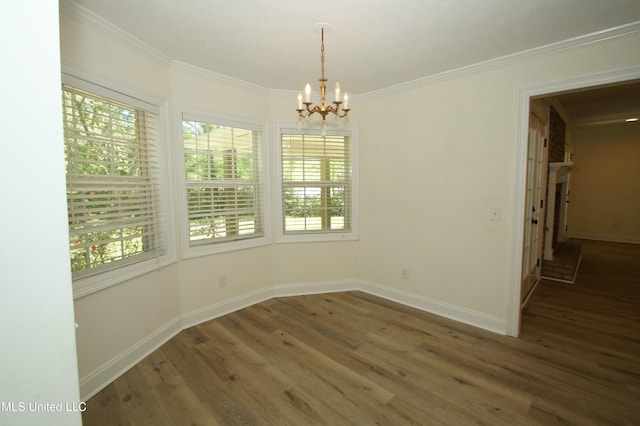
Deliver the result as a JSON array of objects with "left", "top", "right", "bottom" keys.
[
  {"left": 79, "top": 316, "right": 182, "bottom": 401},
  {"left": 79, "top": 288, "right": 274, "bottom": 401},
  {"left": 180, "top": 287, "right": 274, "bottom": 330},
  {"left": 79, "top": 279, "right": 506, "bottom": 400},
  {"left": 358, "top": 280, "right": 506, "bottom": 335},
  {"left": 273, "top": 279, "right": 359, "bottom": 297}
]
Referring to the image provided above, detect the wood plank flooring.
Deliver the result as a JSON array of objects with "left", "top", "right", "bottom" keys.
[{"left": 82, "top": 240, "right": 640, "bottom": 425}]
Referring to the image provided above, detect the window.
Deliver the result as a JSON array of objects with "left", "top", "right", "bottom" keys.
[
  {"left": 62, "top": 84, "right": 165, "bottom": 283},
  {"left": 181, "top": 117, "right": 265, "bottom": 248},
  {"left": 279, "top": 128, "right": 356, "bottom": 239}
]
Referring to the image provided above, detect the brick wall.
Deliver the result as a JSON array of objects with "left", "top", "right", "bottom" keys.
[
  {"left": 547, "top": 105, "right": 566, "bottom": 249},
  {"left": 548, "top": 106, "right": 566, "bottom": 162}
]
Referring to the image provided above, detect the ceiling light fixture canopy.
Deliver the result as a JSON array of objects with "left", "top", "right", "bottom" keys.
[{"left": 296, "top": 23, "right": 350, "bottom": 132}]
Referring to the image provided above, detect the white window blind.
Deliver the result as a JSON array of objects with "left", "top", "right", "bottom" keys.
[
  {"left": 182, "top": 119, "right": 264, "bottom": 245},
  {"left": 62, "top": 85, "right": 163, "bottom": 279},
  {"left": 281, "top": 132, "right": 352, "bottom": 233}
]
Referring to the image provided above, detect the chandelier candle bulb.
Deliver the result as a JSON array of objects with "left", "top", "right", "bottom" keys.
[
  {"left": 335, "top": 82, "right": 340, "bottom": 102},
  {"left": 297, "top": 93, "right": 302, "bottom": 110},
  {"left": 305, "top": 84, "right": 311, "bottom": 103},
  {"left": 344, "top": 93, "right": 349, "bottom": 110}
]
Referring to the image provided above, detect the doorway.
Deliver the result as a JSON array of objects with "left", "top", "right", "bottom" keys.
[{"left": 507, "top": 66, "right": 640, "bottom": 337}]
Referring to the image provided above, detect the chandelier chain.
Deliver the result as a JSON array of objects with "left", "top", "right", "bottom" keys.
[{"left": 320, "top": 29, "right": 325, "bottom": 80}]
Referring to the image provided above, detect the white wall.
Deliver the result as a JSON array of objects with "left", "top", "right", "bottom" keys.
[
  {"left": 568, "top": 124, "right": 640, "bottom": 242},
  {"left": 356, "top": 73, "right": 512, "bottom": 329},
  {"left": 356, "top": 32, "right": 640, "bottom": 330},
  {"left": 0, "top": 1, "right": 81, "bottom": 425},
  {"left": 58, "top": 2, "right": 640, "bottom": 401}
]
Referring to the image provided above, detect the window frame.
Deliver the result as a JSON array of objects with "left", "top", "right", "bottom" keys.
[
  {"left": 274, "top": 122, "right": 359, "bottom": 243},
  {"left": 175, "top": 106, "right": 271, "bottom": 258},
  {"left": 62, "top": 70, "right": 176, "bottom": 299}
]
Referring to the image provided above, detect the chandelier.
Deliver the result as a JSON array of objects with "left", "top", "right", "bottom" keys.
[{"left": 296, "top": 23, "right": 350, "bottom": 130}]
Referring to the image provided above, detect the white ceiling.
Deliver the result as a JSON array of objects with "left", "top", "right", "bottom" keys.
[
  {"left": 66, "top": 0, "right": 640, "bottom": 94},
  {"left": 63, "top": 0, "right": 640, "bottom": 126}
]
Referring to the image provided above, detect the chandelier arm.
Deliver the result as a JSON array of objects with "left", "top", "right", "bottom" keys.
[
  {"left": 336, "top": 109, "right": 351, "bottom": 119},
  {"left": 333, "top": 101, "right": 350, "bottom": 118},
  {"left": 299, "top": 103, "right": 349, "bottom": 119}
]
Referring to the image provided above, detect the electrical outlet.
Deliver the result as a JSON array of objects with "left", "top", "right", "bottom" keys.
[
  {"left": 218, "top": 274, "right": 227, "bottom": 288},
  {"left": 401, "top": 267, "right": 409, "bottom": 280}
]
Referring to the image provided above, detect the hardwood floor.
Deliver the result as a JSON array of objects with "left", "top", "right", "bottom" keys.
[{"left": 82, "top": 240, "right": 640, "bottom": 425}]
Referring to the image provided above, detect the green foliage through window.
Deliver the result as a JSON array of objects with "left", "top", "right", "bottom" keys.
[
  {"left": 182, "top": 119, "right": 263, "bottom": 245},
  {"left": 63, "top": 85, "right": 161, "bottom": 278}
]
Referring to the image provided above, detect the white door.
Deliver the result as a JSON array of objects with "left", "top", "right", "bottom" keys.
[{"left": 522, "top": 111, "right": 547, "bottom": 304}]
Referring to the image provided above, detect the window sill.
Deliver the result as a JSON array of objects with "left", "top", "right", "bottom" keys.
[
  {"left": 276, "top": 231, "right": 359, "bottom": 244},
  {"left": 72, "top": 253, "right": 177, "bottom": 299},
  {"left": 180, "top": 235, "right": 272, "bottom": 260}
]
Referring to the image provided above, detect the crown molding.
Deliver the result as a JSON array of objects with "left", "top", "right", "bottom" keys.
[
  {"left": 60, "top": 0, "right": 171, "bottom": 67},
  {"left": 168, "top": 61, "right": 270, "bottom": 95},
  {"left": 59, "top": 1, "right": 640, "bottom": 100},
  {"left": 357, "top": 21, "right": 640, "bottom": 101},
  {"left": 60, "top": 61, "right": 168, "bottom": 109}
]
